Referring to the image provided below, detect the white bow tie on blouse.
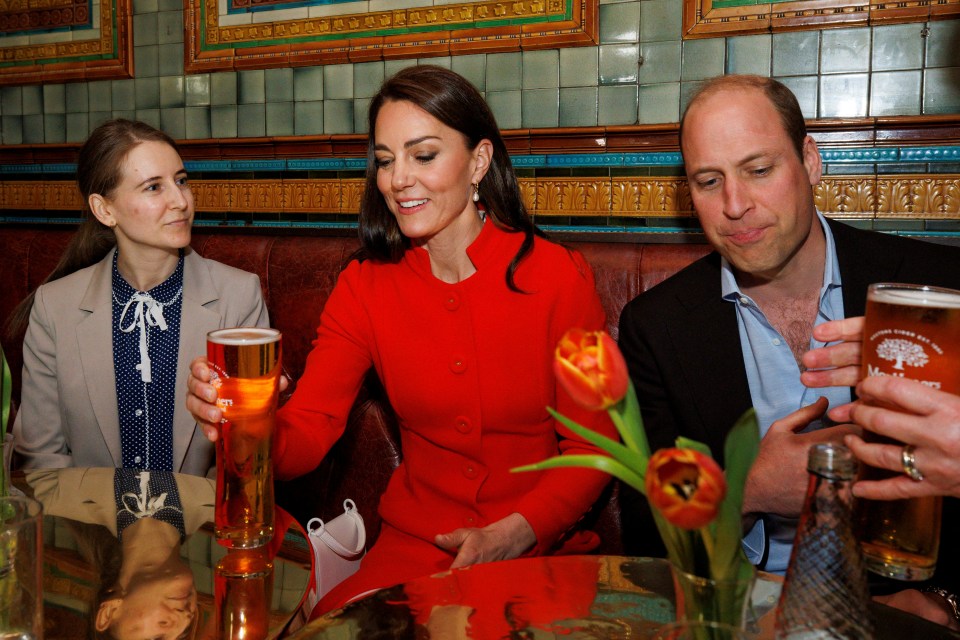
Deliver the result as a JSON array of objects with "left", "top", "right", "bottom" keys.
[{"left": 117, "top": 290, "right": 178, "bottom": 383}]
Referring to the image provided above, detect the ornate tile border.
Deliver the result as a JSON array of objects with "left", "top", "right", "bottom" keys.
[
  {"left": 185, "top": 0, "right": 597, "bottom": 73},
  {"left": 0, "top": 0, "right": 132, "bottom": 86}
]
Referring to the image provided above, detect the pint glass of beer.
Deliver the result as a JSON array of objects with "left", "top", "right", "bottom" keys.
[
  {"left": 854, "top": 282, "right": 960, "bottom": 581},
  {"left": 215, "top": 549, "right": 274, "bottom": 640},
  {"left": 208, "top": 327, "right": 282, "bottom": 549}
]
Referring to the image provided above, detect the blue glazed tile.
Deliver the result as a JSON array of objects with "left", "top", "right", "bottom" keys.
[
  {"left": 547, "top": 154, "right": 623, "bottom": 167},
  {"left": 344, "top": 158, "right": 366, "bottom": 170},
  {"left": 287, "top": 159, "right": 347, "bottom": 171},
  {"left": 900, "top": 147, "right": 960, "bottom": 162},
  {"left": 232, "top": 160, "right": 286, "bottom": 172},
  {"left": 41, "top": 163, "right": 77, "bottom": 173},
  {"left": 510, "top": 155, "right": 547, "bottom": 168},
  {"left": 184, "top": 160, "right": 232, "bottom": 172},
  {"left": 623, "top": 152, "right": 683, "bottom": 166},
  {"left": 0, "top": 164, "right": 40, "bottom": 174},
  {"left": 819, "top": 148, "right": 899, "bottom": 163}
]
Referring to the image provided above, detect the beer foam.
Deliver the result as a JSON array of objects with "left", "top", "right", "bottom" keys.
[
  {"left": 869, "top": 286, "right": 960, "bottom": 309},
  {"left": 208, "top": 327, "right": 281, "bottom": 345}
]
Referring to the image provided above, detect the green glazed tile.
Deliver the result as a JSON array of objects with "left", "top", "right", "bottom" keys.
[
  {"left": 559, "top": 87, "right": 598, "bottom": 127},
  {"left": 89, "top": 111, "right": 113, "bottom": 131},
  {"left": 185, "top": 74, "right": 210, "bottom": 107},
  {"left": 384, "top": 59, "right": 416, "bottom": 81},
  {"left": 266, "top": 102, "right": 294, "bottom": 137},
  {"left": 560, "top": 47, "right": 598, "bottom": 88},
  {"left": 43, "top": 114, "right": 66, "bottom": 143},
  {"left": 486, "top": 53, "right": 522, "bottom": 92},
  {"left": 523, "top": 50, "right": 559, "bottom": 90},
  {"left": 640, "top": 0, "right": 682, "bottom": 43},
  {"left": 135, "top": 78, "right": 160, "bottom": 109},
  {"left": 521, "top": 88, "right": 559, "bottom": 128},
  {"left": 353, "top": 62, "right": 384, "bottom": 99},
  {"left": 160, "top": 108, "right": 185, "bottom": 139},
  {"left": 157, "top": 10, "right": 182, "bottom": 45},
  {"left": 638, "top": 41, "right": 681, "bottom": 85},
  {"left": 211, "top": 105, "right": 238, "bottom": 138},
  {"left": 599, "top": 43, "right": 639, "bottom": 85},
  {"left": 237, "top": 103, "right": 266, "bottom": 137},
  {"left": 419, "top": 56, "right": 450, "bottom": 69},
  {"left": 323, "top": 64, "right": 354, "bottom": 100},
  {"left": 134, "top": 109, "right": 161, "bottom": 130},
  {"left": 600, "top": 1, "right": 640, "bottom": 44},
  {"left": 111, "top": 80, "right": 137, "bottom": 111},
  {"left": 294, "top": 101, "right": 323, "bottom": 135},
  {"left": 353, "top": 98, "right": 371, "bottom": 134},
  {"left": 819, "top": 73, "right": 868, "bottom": 118},
  {"left": 679, "top": 80, "right": 706, "bottom": 116},
  {"left": 21, "top": 85, "right": 42, "bottom": 115},
  {"left": 638, "top": 82, "right": 680, "bottom": 124},
  {"left": 322, "top": 99, "right": 353, "bottom": 134},
  {"left": 158, "top": 43, "right": 184, "bottom": 77},
  {"left": 598, "top": 85, "right": 637, "bottom": 125},
  {"left": 239, "top": 70, "right": 265, "bottom": 104},
  {"left": 726, "top": 35, "right": 771, "bottom": 76},
  {"left": 88, "top": 81, "right": 112, "bottom": 112},
  {"left": 1, "top": 87, "right": 22, "bottom": 116},
  {"left": 134, "top": 13, "right": 159, "bottom": 46},
  {"left": 135, "top": 45, "right": 160, "bottom": 78},
  {"left": 185, "top": 107, "right": 211, "bottom": 139},
  {"left": 112, "top": 110, "right": 136, "bottom": 122},
  {"left": 66, "top": 113, "right": 88, "bottom": 142},
  {"left": 43, "top": 84, "right": 65, "bottom": 114},
  {"left": 682, "top": 38, "right": 724, "bottom": 81},
  {"left": 22, "top": 115, "right": 43, "bottom": 143},
  {"left": 870, "top": 70, "right": 921, "bottom": 116},
  {"left": 211, "top": 72, "right": 237, "bottom": 105},
  {"left": 772, "top": 31, "right": 819, "bottom": 76},
  {"left": 158, "top": 0, "right": 180, "bottom": 11},
  {"left": 160, "top": 76, "right": 185, "bottom": 109},
  {"left": 872, "top": 23, "right": 924, "bottom": 71},
  {"left": 132, "top": 0, "right": 158, "bottom": 14},
  {"left": 2, "top": 116, "right": 22, "bottom": 144},
  {"left": 451, "top": 55, "right": 486, "bottom": 91},
  {"left": 293, "top": 67, "right": 323, "bottom": 102},
  {"left": 776, "top": 75, "right": 818, "bottom": 119},
  {"left": 821, "top": 28, "right": 870, "bottom": 74},
  {"left": 923, "top": 67, "right": 960, "bottom": 115},
  {"left": 485, "top": 90, "right": 521, "bottom": 129},
  {"left": 265, "top": 68, "right": 294, "bottom": 103},
  {"left": 927, "top": 21, "right": 960, "bottom": 68}
]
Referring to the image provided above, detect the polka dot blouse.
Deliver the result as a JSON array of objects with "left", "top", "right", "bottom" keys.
[{"left": 112, "top": 251, "right": 184, "bottom": 471}]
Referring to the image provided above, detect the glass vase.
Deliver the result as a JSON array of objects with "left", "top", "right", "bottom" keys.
[{"left": 670, "top": 563, "right": 756, "bottom": 632}]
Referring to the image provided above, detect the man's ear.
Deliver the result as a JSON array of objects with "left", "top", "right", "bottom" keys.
[
  {"left": 801, "top": 135, "right": 822, "bottom": 186},
  {"left": 95, "top": 598, "right": 122, "bottom": 632}
]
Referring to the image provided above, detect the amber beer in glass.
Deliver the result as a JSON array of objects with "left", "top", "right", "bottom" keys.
[
  {"left": 207, "top": 327, "right": 281, "bottom": 549},
  {"left": 854, "top": 283, "right": 960, "bottom": 581}
]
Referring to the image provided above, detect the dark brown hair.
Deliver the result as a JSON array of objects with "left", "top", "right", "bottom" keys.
[
  {"left": 679, "top": 75, "right": 808, "bottom": 159},
  {"left": 358, "top": 64, "right": 543, "bottom": 291},
  {"left": 6, "top": 120, "right": 179, "bottom": 339}
]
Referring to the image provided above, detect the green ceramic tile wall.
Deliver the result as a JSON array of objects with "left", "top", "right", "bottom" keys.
[{"left": 0, "top": 2, "right": 956, "bottom": 142}]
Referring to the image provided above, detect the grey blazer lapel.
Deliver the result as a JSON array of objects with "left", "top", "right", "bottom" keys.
[
  {"left": 173, "top": 250, "right": 222, "bottom": 472},
  {"left": 77, "top": 251, "right": 122, "bottom": 466}
]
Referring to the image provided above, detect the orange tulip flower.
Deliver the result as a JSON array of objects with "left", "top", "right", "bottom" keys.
[
  {"left": 554, "top": 328, "right": 629, "bottom": 411},
  {"left": 646, "top": 448, "right": 727, "bottom": 530}
]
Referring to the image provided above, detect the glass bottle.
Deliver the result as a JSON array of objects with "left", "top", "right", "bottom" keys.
[{"left": 774, "top": 443, "right": 874, "bottom": 640}]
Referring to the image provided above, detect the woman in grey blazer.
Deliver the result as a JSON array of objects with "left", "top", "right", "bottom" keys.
[{"left": 10, "top": 119, "right": 269, "bottom": 476}]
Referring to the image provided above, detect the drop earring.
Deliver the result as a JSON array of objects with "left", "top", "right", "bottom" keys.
[{"left": 472, "top": 182, "right": 480, "bottom": 203}]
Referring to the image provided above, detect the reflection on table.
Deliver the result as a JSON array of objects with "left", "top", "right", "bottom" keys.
[
  {"left": 14, "top": 468, "right": 312, "bottom": 639},
  {"left": 291, "top": 554, "right": 960, "bottom": 640}
]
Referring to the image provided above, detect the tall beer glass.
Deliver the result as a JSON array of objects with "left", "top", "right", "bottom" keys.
[
  {"left": 208, "top": 327, "right": 281, "bottom": 549},
  {"left": 854, "top": 283, "right": 960, "bottom": 580}
]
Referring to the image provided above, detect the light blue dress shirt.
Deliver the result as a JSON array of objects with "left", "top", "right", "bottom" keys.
[{"left": 720, "top": 212, "right": 851, "bottom": 574}]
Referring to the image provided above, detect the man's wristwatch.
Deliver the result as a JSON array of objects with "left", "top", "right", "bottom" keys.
[{"left": 922, "top": 586, "right": 960, "bottom": 623}]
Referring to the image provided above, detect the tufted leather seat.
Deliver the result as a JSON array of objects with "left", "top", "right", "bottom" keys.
[{"left": 0, "top": 226, "right": 711, "bottom": 554}]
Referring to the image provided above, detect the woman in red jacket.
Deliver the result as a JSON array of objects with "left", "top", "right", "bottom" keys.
[{"left": 186, "top": 65, "right": 616, "bottom": 616}]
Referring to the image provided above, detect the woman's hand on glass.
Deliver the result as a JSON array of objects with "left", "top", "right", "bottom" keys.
[{"left": 435, "top": 512, "right": 536, "bottom": 569}]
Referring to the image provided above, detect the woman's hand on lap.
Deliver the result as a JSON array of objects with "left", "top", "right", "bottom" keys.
[{"left": 435, "top": 512, "right": 536, "bottom": 569}]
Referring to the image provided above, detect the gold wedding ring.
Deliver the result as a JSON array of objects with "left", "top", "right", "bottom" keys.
[{"left": 901, "top": 444, "right": 924, "bottom": 482}]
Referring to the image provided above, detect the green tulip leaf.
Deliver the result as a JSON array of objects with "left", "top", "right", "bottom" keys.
[
  {"left": 711, "top": 407, "right": 760, "bottom": 580},
  {"left": 512, "top": 454, "right": 646, "bottom": 496},
  {"left": 675, "top": 436, "right": 712, "bottom": 458},
  {"left": 546, "top": 407, "right": 648, "bottom": 477}
]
